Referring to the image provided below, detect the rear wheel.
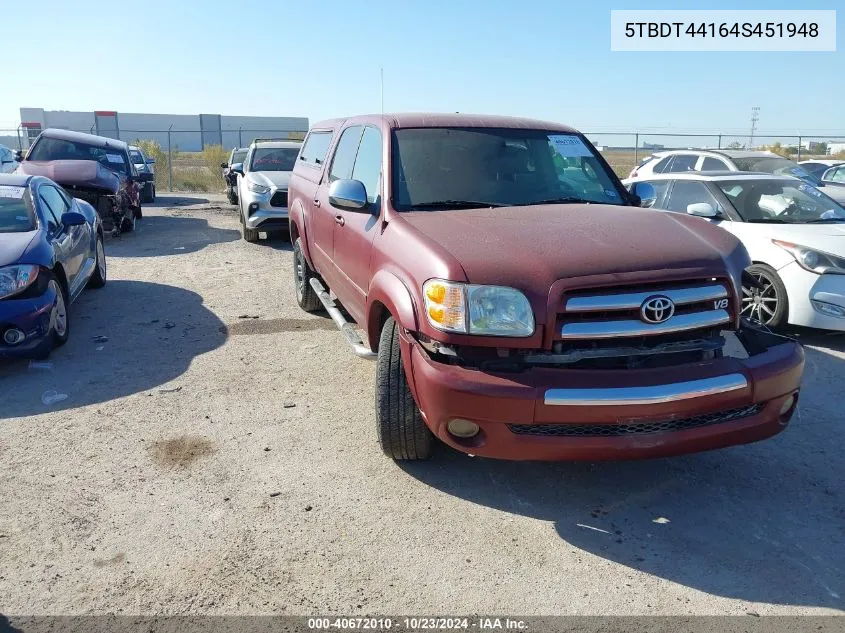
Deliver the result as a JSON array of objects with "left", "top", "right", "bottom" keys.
[
  {"left": 226, "top": 187, "right": 238, "bottom": 205},
  {"left": 376, "top": 317, "right": 433, "bottom": 460},
  {"left": 742, "top": 263, "right": 788, "bottom": 328},
  {"left": 293, "top": 238, "right": 322, "bottom": 312}
]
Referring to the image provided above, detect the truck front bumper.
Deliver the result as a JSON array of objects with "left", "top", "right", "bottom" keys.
[{"left": 402, "top": 327, "right": 804, "bottom": 461}]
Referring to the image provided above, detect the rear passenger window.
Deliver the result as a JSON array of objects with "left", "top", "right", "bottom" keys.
[
  {"left": 329, "top": 126, "right": 363, "bottom": 183},
  {"left": 652, "top": 157, "right": 673, "bottom": 174},
  {"left": 701, "top": 157, "right": 727, "bottom": 171},
  {"left": 666, "top": 155, "right": 697, "bottom": 172},
  {"left": 299, "top": 131, "right": 333, "bottom": 166},
  {"left": 351, "top": 127, "right": 382, "bottom": 203}
]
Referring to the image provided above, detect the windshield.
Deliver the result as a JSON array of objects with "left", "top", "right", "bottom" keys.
[
  {"left": 129, "top": 150, "right": 145, "bottom": 165},
  {"left": 799, "top": 162, "right": 830, "bottom": 179},
  {"left": 250, "top": 147, "right": 298, "bottom": 172},
  {"left": 232, "top": 149, "right": 247, "bottom": 164},
  {"left": 731, "top": 156, "right": 821, "bottom": 185},
  {"left": 28, "top": 137, "right": 130, "bottom": 175},
  {"left": 0, "top": 185, "right": 35, "bottom": 233},
  {"left": 718, "top": 179, "right": 845, "bottom": 223},
  {"left": 391, "top": 127, "right": 625, "bottom": 210}
]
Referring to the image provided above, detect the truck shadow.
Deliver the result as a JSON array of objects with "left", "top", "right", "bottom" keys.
[
  {"left": 400, "top": 342, "right": 845, "bottom": 609},
  {"left": 105, "top": 215, "right": 240, "bottom": 257},
  {"left": 0, "top": 280, "right": 227, "bottom": 418}
]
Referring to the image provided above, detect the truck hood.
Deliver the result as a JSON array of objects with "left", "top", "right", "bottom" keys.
[
  {"left": 0, "top": 231, "right": 39, "bottom": 267},
  {"left": 17, "top": 160, "right": 122, "bottom": 193},
  {"left": 250, "top": 171, "right": 292, "bottom": 189},
  {"left": 400, "top": 204, "right": 748, "bottom": 291}
]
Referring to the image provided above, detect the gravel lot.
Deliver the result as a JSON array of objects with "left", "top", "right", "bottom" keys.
[{"left": 1, "top": 194, "right": 843, "bottom": 616}]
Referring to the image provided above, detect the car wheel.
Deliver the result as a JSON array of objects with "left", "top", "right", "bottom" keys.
[
  {"left": 240, "top": 200, "right": 259, "bottom": 242},
  {"left": 376, "top": 317, "right": 433, "bottom": 460},
  {"left": 87, "top": 233, "right": 107, "bottom": 288},
  {"left": 226, "top": 187, "right": 238, "bottom": 205},
  {"left": 121, "top": 215, "right": 136, "bottom": 233},
  {"left": 50, "top": 277, "right": 70, "bottom": 348},
  {"left": 293, "top": 238, "right": 322, "bottom": 312},
  {"left": 742, "top": 263, "right": 789, "bottom": 328}
]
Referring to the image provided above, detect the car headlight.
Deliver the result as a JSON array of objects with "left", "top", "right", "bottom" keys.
[
  {"left": 773, "top": 240, "right": 845, "bottom": 275},
  {"left": 422, "top": 279, "right": 535, "bottom": 336},
  {"left": 0, "top": 265, "right": 39, "bottom": 300},
  {"left": 247, "top": 181, "right": 270, "bottom": 195}
]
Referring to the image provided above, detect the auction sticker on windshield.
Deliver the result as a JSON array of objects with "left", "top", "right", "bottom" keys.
[
  {"left": 0, "top": 186, "right": 26, "bottom": 199},
  {"left": 105, "top": 153, "right": 125, "bottom": 164},
  {"left": 549, "top": 135, "right": 594, "bottom": 158}
]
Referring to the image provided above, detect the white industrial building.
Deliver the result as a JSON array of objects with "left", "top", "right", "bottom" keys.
[{"left": 13, "top": 108, "right": 309, "bottom": 151}]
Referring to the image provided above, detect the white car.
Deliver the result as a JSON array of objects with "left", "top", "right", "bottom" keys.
[
  {"left": 232, "top": 139, "right": 302, "bottom": 242},
  {"left": 629, "top": 149, "right": 845, "bottom": 205},
  {"left": 623, "top": 171, "right": 845, "bottom": 331}
]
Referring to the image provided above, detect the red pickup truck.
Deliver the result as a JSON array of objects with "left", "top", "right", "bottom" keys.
[{"left": 287, "top": 114, "right": 804, "bottom": 461}]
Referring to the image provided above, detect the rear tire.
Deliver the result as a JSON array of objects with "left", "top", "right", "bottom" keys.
[
  {"left": 376, "top": 317, "right": 433, "bottom": 460},
  {"left": 226, "top": 187, "right": 238, "bottom": 205},
  {"left": 293, "top": 238, "right": 322, "bottom": 312},
  {"left": 50, "top": 277, "right": 70, "bottom": 348}
]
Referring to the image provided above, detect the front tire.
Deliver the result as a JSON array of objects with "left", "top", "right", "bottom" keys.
[
  {"left": 226, "top": 187, "right": 238, "bottom": 205},
  {"left": 376, "top": 317, "right": 433, "bottom": 460},
  {"left": 742, "top": 263, "right": 788, "bottom": 328},
  {"left": 88, "top": 233, "right": 107, "bottom": 288},
  {"left": 293, "top": 238, "right": 322, "bottom": 312}
]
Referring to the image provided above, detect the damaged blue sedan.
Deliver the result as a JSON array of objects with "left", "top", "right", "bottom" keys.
[{"left": 0, "top": 173, "right": 106, "bottom": 359}]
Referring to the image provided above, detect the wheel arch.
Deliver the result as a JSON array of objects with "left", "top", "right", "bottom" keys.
[{"left": 367, "top": 270, "right": 419, "bottom": 352}]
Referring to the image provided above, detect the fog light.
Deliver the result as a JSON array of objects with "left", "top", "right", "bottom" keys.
[
  {"left": 3, "top": 328, "right": 25, "bottom": 346},
  {"left": 779, "top": 394, "right": 796, "bottom": 416},
  {"left": 811, "top": 300, "right": 845, "bottom": 318},
  {"left": 447, "top": 418, "right": 480, "bottom": 438}
]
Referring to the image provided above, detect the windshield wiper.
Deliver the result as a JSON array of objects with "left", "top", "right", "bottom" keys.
[
  {"left": 805, "top": 217, "right": 845, "bottom": 223},
  {"left": 407, "top": 200, "right": 504, "bottom": 210},
  {"left": 745, "top": 218, "right": 790, "bottom": 224},
  {"left": 523, "top": 196, "right": 592, "bottom": 206}
]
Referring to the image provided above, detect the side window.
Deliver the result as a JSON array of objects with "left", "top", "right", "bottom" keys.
[
  {"left": 829, "top": 167, "right": 845, "bottom": 183},
  {"left": 39, "top": 185, "right": 68, "bottom": 232},
  {"left": 664, "top": 181, "right": 721, "bottom": 214},
  {"left": 652, "top": 156, "right": 673, "bottom": 174},
  {"left": 666, "top": 154, "right": 698, "bottom": 173},
  {"left": 351, "top": 127, "right": 382, "bottom": 204},
  {"left": 631, "top": 180, "right": 670, "bottom": 208},
  {"left": 299, "top": 131, "right": 333, "bottom": 167},
  {"left": 329, "top": 126, "right": 363, "bottom": 183},
  {"left": 701, "top": 157, "right": 728, "bottom": 171}
]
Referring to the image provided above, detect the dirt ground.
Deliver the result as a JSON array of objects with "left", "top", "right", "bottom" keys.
[{"left": 1, "top": 195, "right": 843, "bottom": 616}]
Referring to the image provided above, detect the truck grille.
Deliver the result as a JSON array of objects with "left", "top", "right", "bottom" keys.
[
  {"left": 558, "top": 280, "right": 731, "bottom": 341},
  {"left": 507, "top": 404, "right": 761, "bottom": 437},
  {"left": 270, "top": 191, "right": 288, "bottom": 207}
]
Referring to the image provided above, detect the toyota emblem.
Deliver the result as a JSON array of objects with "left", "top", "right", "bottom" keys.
[{"left": 640, "top": 296, "right": 675, "bottom": 324}]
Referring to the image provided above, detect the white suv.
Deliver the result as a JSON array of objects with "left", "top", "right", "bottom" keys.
[{"left": 233, "top": 139, "right": 302, "bottom": 242}]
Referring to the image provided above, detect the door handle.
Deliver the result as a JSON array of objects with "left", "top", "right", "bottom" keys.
[
  {"left": 334, "top": 215, "right": 345, "bottom": 226},
  {"left": 313, "top": 198, "right": 321, "bottom": 207}
]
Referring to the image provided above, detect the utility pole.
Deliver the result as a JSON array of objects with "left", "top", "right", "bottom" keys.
[
  {"left": 380, "top": 67, "right": 384, "bottom": 115},
  {"left": 749, "top": 106, "right": 760, "bottom": 149}
]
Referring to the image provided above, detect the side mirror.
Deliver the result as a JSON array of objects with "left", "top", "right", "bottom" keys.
[
  {"left": 14, "top": 150, "right": 23, "bottom": 162},
  {"left": 328, "top": 179, "right": 368, "bottom": 211},
  {"left": 231, "top": 162, "right": 244, "bottom": 175},
  {"left": 686, "top": 202, "right": 720, "bottom": 218},
  {"left": 61, "top": 211, "right": 87, "bottom": 227},
  {"left": 632, "top": 182, "right": 657, "bottom": 208},
  {"left": 146, "top": 158, "right": 155, "bottom": 165},
  {"left": 220, "top": 162, "right": 228, "bottom": 169}
]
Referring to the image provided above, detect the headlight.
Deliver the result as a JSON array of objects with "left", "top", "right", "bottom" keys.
[
  {"left": 247, "top": 181, "right": 270, "bottom": 195},
  {"left": 773, "top": 240, "right": 845, "bottom": 275},
  {"left": 422, "top": 279, "right": 534, "bottom": 337},
  {"left": 0, "top": 265, "right": 39, "bottom": 300}
]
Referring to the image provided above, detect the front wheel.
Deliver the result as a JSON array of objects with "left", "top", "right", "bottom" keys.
[
  {"left": 376, "top": 317, "right": 433, "bottom": 460},
  {"left": 87, "top": 233, "right": 107, "bottom": 288},
  {"left": 226, "top": 187, "right": 238, "bottom": 205},
  {"left": 742, "top": 263, "right": 788, "bottom": 328}
]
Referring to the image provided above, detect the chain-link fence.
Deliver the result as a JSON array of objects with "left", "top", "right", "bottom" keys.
[
  {"left": 3, "top": 126, "right": 845, "bottom": 190},
  {"left": 0, "top": 127, "right": 306, "bottom": 193}
]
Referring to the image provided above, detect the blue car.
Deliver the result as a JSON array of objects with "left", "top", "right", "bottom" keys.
[{"left": 0, "top": 173, "right": 106, "bottom": 359}]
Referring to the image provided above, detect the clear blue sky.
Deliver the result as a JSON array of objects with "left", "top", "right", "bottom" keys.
[{"left": 2, "top": 0, "right": 841, "bottom": 135}]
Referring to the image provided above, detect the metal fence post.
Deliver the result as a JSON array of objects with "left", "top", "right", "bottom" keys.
[
  {"left": 634, "top": 133, "right": 639, "bottom": 163},
  {"left": 167, "top": 125, "right": 173, "bottom": 192},
  {"left": 717, "top": 134, "right": 722, "bottom": 149},
  {"left": 16, "top": 125, "right": 22, "bottom": 150},
  {"left": 797, "top": 136, "right": 802, "bottom": 161},
  {"left": 238, "top": 127, "right": 243, "bottom": 148}
]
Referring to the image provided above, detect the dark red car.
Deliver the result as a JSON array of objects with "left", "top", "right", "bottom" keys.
[{"left": 288, "top": 114, "right": 804, "bottom": 461}]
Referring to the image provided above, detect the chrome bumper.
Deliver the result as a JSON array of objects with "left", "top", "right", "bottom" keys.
[{"left": 544, "top": 373, "right": 748, "bottom": 406}]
